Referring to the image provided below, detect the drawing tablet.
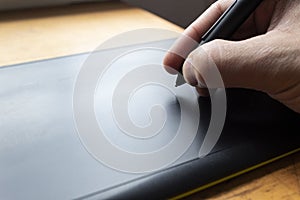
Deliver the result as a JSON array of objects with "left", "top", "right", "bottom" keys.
[{"left": 0, "top": 39, "right": 299, "bottom": 200}]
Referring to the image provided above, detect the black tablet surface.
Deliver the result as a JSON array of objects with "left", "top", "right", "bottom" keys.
[{"left": 0, "top": 38, "right": 299, "bottom": 200}]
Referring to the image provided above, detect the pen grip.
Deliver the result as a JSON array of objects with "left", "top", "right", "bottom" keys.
[{"left": 201, "top": 0, "right": 264, "bottom": 43}]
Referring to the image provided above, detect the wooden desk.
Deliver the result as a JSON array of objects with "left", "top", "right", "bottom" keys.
[
  {"left": 0, "top": 1, "right": 182, "bottom": 66},
  {"left": 0, "top": 2, "right": 299, "bottom": 199},
  {"left": 185, "top": 152, "right": 300, "bottom": 200}
]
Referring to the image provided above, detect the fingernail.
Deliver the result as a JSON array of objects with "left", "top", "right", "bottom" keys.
[
  {"left": 163, "top": 65, "right": 178, "bottom": 75},
  {"left": 184, "top": 58, "right": 198, "bottom": 86}
]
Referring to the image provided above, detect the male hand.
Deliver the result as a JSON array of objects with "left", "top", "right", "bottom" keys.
[{"left": 163, "top": 0, "right": 300, "bottom": 113}]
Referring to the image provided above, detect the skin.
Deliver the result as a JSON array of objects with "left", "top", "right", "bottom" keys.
[{"left": 163, "top": 0, "right": 300, "bottom": 113}]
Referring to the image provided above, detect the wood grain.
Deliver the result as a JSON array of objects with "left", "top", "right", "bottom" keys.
[{"left": 0, "top": 1, "right": 182, "bottom": 66}]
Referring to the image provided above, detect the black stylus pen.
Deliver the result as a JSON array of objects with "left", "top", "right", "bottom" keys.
[{"left": 175, "top": 0, "right": 264, "bottom": 87}]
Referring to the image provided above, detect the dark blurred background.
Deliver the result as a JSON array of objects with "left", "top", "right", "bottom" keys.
[
  {"left": 122, "top": 0, "right": 216, "bottom": 28},
  {"left": 0, "top": 0, "right": 216, "bottom": 28}
]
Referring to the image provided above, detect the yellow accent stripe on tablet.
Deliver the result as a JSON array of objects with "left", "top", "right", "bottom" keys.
[{"left": 171, "top": 148, "right": 300, "bottom": 200}]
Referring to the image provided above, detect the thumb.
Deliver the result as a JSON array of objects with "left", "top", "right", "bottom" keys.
[{"left": 182, "top": 34, "right": 279, "bottom": 94}]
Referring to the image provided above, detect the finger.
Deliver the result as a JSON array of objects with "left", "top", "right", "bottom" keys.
[
  {"left": 182, "top": 32, "right": 283, "bottom": 94},
  {"left": 183, "top": 0, "right": 234, "bottom": 41},
  {"left": 163, "top": 35, "right": 199, "bottom": 74},
  {"left": 163, "top": 0, "right": 234, "bottom": 71},
  {"left": 196, "top": 87, "right": 209, "bottom": 97}
]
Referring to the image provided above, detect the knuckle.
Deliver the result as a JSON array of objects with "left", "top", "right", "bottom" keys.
[
  {"left": 202, "top": 39, "right": 227, "bottom": 67},
  {"left": 209, "top": 0, "right": 235, "bottom": 15},
  {"left": 209, "top": 2, "right": 223, "bottom": 15}
]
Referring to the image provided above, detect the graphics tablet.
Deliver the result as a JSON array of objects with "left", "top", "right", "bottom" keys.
[{"left": 0, "top": 34, "right": 299, "bottom": 199}]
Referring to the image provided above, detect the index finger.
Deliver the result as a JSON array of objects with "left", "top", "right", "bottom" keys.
[{"left": 163, "top": 0, "right": 234, "bottom": 72}]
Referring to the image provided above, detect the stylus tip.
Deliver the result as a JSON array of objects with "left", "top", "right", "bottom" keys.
[{"left": 175, "top": 73, "right": 186, "bottom": 87}]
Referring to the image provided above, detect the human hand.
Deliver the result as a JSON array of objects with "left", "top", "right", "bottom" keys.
[{"left": 163, "top": 0, "right": 300, "bottom": 113}]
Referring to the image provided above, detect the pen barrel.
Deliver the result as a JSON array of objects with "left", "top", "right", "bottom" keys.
[{"left": 201, "top": 0, "right": 264, "bottom": 43}]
